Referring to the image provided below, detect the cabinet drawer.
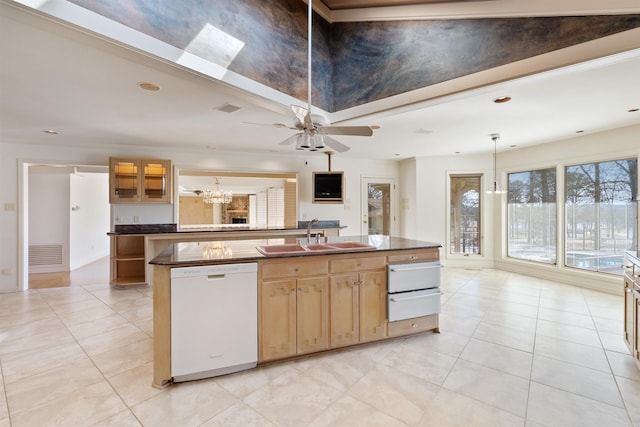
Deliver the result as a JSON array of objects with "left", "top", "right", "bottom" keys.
[
  {"left": 330, "top": 256, "right": 385, "bottom": 273},
  {"left": 387, "top": 249, "right": 438, "bottom": 264},
  {"left": 261, "top": 260, "right": 328, "bottom": 279},
  {"left": 387, "top": 314, "right": 438, "bottom": 337}
]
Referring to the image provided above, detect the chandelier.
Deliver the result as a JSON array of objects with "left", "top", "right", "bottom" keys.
[
  {"left": 195, "top": 177, "right": 233, "bottom": 204},
  {"left": 486, "top": 133, "right": 506, "bottom": 194}
]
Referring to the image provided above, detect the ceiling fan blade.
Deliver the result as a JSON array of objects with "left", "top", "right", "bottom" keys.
[
  {"left": 291, "top": 105, "right": 313, "bottom": 129},
  {"left": 279, "top": 133, "right": 301, "bottom": 146},
  {"left": 323, "top": 136, "right": 350, "bottom": 152},
  {"left": 242, "top": 121, "right": 290, "bottom": 128},
  {"left": 320, "top": 126, "right": 374, "bottom": 137}
]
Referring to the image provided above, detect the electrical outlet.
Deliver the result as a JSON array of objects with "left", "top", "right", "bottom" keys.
[
  {"left": 133, "top": 215, "right": 139, "bottom": 223},
  {"left": 1, "top": 268, "right": 11, "bottom": 276},
  {"left": 4, "top": 203, "right": 15, "bottom": 211}
]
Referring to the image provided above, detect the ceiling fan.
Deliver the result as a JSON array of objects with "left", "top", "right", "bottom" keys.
[{"left": 248, "top": 0, "right": 375, "bottom": 152}]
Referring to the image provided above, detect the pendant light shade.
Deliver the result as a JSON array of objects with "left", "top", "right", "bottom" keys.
[{"left": 486, "top": 133, "right": 506, "bottom": 194}]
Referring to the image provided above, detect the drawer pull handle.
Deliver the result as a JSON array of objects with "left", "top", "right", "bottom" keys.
[
  {"left": 389, "top": 265, "right": 441, "bottom": 272},
  {"left": 390, "top": 292, "right": 441, "bottom": 302},
  {"left": 412, "top": 323, "right": 417, "bottom": 328}
]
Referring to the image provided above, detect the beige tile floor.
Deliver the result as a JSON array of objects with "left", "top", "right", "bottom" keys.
[{"left": 1, "top": 268, "right": 639, "bottom": 426}]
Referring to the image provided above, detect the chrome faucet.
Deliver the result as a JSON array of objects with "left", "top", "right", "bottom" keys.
[{"left": 307, "top": 218, "right": 319, "bottom": 243}]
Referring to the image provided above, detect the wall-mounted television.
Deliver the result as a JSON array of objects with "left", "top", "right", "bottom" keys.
[{"left": 313, "top": 172, "right": 344, "bottom": 203}]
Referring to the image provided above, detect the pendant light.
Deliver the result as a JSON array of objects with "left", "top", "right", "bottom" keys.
[{"left": 486, "top": 133, "right": 505, "bottom": 194}]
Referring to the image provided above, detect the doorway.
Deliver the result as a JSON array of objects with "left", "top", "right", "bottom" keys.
[
  {"left": 361, "top": 177, "right": 396, "bottom": 236},
  {"left": 20, "top": 162, "right": 110, "bottom": 290}
]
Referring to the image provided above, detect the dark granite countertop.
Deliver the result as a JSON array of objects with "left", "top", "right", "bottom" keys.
[
  {"left": 107, "top": 222, "right": 345, "bottom": 235},
  {"left": 149, "top": 235, "right": 442, "bottom": 266}
]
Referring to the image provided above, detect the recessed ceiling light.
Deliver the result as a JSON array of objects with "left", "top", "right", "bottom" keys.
[
  {"left": 510, "top": 145, "right": 517, "bottom": 148},
  {"left": 493, "top": 96, "right": 511, "bottom": 104},
  {"left": 43, "top": 130, "right": 59, "bottom": 134},
  {"left": 628, "top": 108, "right": 639, "bottom": 113},
  {"left": 576, "top": 130, "right": 585, "bottom": 133},
  {"left": 138, "top": 82, "right": 160, "bottom": 91},
  {"left": 394, "top": 153, "right": 400, "bottom": 156},
  {"left": 455, "top": 151, "right": 461, "bottom": 154}
]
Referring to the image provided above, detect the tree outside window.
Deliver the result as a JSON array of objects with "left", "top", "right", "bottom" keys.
[
  {"left": 507, "top": 168, "right": 557, "bottom": 264},
  {"left": 450, "top": 175, "right": 481, "bottom": 255},
  {"left": 565, "top": 158, "right": 637, "bottom": 274}
]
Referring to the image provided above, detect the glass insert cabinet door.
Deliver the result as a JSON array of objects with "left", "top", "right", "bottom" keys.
[
  {"left": 143, "top": 162, "right": 169, "bottom": 200},
  {"left": 112, "top": 160, "right": 138, "bottom": 200},
  {"left": 109, "top": 158, "right": 172, "bottom": 203}
]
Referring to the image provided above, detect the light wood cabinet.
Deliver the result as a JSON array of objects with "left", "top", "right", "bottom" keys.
[
  {"left": 636, "top": 295, "right": 640, "bottom": 365},
  {"left": 110, "top": 235, "right": 147, "bottom": 287},
  {"left": 623, "top": 253, "right": 640, "bottom": 371},
  {"left": 109, "top": 157, "right": 172, "bottom": 203},
  {"left": 329, "top": 255, "right": 387, "bottom": 348},
  {"left": 387, "top": 314, "right": 439, "bottom": 337},
  {"left": 625, "top": 273, "right": 635, "bottom": 351},
  {"left": 387, "top": 248, "right": 439, "bottom": 264},
  {"left": 260, "top": 259, "right": 329, "bottom": 361}
]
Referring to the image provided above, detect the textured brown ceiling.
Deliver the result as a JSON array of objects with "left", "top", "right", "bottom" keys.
[{"left": 320, "top": 0, "right": 484, "bottom": 10}]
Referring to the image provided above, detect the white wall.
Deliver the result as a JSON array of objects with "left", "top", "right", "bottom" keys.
[
  {"left": 399, "top": 124, "right": 640, "bottom": 293},
  {"left": 494, "top": 124, "right": 640, "bottom": 293},
  {"left": 28, "top": 169, "right": 70, "bottom": 272},
  {"left": 400, "top": 151, "right": 495, "bottom": 267},
  {"left": 70, "top": 172, "right": 110, "bottom": 270},
  {"left": 0, "top": 141, "right": 399, "bottom": 292}
]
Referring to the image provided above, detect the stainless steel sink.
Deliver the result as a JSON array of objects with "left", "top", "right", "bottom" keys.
[{"left": 256, "top": 241, "right": 376, "bottom": 256}]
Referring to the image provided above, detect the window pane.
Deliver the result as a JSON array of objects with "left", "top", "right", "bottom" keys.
[
  {"left": 565, "top": 158, "right": 638, "bottom": 275},
  {"left": 450, "top": 175, "right": 481, "bottom": 254},
  {"left": 507, "top": 168, "right": 557, "bottom": 263}
]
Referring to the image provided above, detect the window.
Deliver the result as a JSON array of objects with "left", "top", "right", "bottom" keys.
[
  {"left": 507, "top": 168, "right": 557, "bottom": 264},
  {"left": 450, "top": 175, "right": 481, "bottom": 254},
  {"left": 565, "top": 158, "right": 637, "bottom": 274}
]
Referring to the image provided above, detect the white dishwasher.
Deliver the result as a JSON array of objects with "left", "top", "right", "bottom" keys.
[{"left": 170, "top": 262, "right": 257, "bottom": 382}]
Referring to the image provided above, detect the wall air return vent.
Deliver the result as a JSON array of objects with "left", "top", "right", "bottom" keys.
[{"left": 29, "top": 243, "right": 64, "bottom": 268}]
